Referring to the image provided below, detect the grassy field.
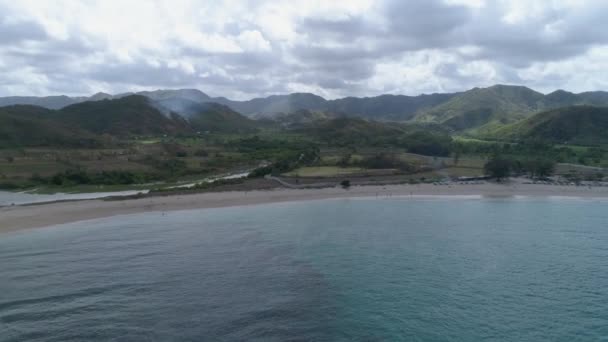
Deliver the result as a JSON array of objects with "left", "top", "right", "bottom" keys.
[
  {"left": 283, "top": 166, "right": 363, "bottom": 177},
  {"left": 2, "top": 128, "right": 605, "bottom": 193}
]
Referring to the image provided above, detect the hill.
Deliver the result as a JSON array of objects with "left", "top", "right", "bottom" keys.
[
  {"left": 215, "top": 92, "right": 458, "bottom": 121},
  {"left": 137, "top": 89, "right": 211, "bottom": 103},
  {"left": 217, "top": 93, "right": 327, "bottom": 118},
  {"left": 415, "top": 85, "right": 546, "bottom": 130},
  {"left": 3, "top": 85, "right": 608, "bottom": 129},
  {"left": 0, "top": 95, "right": 260, "bottom": 148},
  {"left": 296, "top": 117, "right": 452, "bottom": 155},
  {"left": 185, "top": 102, "right": 259, "bottom": 133},
  {"left": 486, "top": 105, "right": 608, "bottom": 145},
  {"left": 154, "top": 98, "right": 260, "bottom": 133},
  {"left": 56, "top": 95, "right": 192, "bottom": 137},
  {"left": 300, "top": 117, "right": 404, "bottom": 143},
  {"left": 325, "top": 93, "right": 457, "bottom": 121},
  {"left": 0, "top": 105, "right": 100, "bottom": 147},
  {"left": 271, "top": 109, "right": 340, "bottom": 128},
  {"left": 0, "top": 95, "right": 84, "bottom": 110}
]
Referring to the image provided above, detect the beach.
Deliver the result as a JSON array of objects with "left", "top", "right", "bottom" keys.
[{"left": 2, "top": 180, "right": 608, "bottom": 234}]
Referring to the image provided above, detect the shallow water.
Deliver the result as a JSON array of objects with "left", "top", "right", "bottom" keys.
[{"left": 1, "top": 197, "right": 608, "bottom": 341}]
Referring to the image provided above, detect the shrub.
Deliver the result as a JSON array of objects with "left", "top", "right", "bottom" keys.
[{"left": 484, "top": 156, "right": 512, "bottom": 181}]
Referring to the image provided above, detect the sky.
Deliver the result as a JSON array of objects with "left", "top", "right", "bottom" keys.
[{"left": 2, "top": 0, "right": 608, "bottom": 100}]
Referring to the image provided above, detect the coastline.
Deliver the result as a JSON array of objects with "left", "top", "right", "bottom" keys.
[{"left": 2, "top": 182, "right": 608, "bottom": 234}]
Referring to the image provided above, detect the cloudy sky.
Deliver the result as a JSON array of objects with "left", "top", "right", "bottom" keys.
[{"left": 2, "top": 0, "right": 608, "bottom": 99}]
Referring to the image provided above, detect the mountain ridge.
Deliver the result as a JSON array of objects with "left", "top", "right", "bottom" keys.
[
  {"left": 483, "top": 105, "right": 608, "bottom": 145},
  {"left": 3, "top": 85, "right": 608, "bottom": 131}
]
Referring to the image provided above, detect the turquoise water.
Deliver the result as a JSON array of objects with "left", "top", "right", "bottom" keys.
[{"left": 1, "top": 197, "right": 608, "bottom": 341}]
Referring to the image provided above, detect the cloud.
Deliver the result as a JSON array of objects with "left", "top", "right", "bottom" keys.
[
  {"left": 0, "top": 1, "right": 49, "bottom": 44},
  {"left": 1, "top": 0, "right": 608, "bottom": 99},
  {"left": 0, "top": 19, "right": 48, "bottom": 44}
]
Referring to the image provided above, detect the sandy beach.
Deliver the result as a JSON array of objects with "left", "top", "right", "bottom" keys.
[{"left": 2, "top": 181, "right": 608, "bottom": 234}]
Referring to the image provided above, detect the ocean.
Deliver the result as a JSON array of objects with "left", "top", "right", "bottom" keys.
[{"left": 1, "top": 197, "right": 607, "bottom": 341}]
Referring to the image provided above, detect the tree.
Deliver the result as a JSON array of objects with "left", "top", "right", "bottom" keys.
[
  {"left": 340, "top": 180, "right": 351, "bottom": 188},
  {"left": 337, "top": 153, "right": 351, "bottom": 167},
  {"left": 452, "top": 150, "right": 461, "bottom": 166},
  {"left": 533, "top": 159, "right": 555, "bottom": 178},
  {"left": 484, "top": 156, "right": 512, "bottom": 181}
]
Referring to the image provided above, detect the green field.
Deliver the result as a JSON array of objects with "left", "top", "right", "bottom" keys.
[{"left": 283, "top": 166, "right": 363, "bottom": 177}]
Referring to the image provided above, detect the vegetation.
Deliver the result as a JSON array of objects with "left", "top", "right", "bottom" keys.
[
  {"left": 38, "top": 170, "right": 157, "bottom": 186},
  {"left": 484, "top": 156, "right": 512, "bottom": 181},
  {"left": 0, "top": 105, "right": 102, "bottom": 148},
  {"left": 57, "top": 95, "right": 192, "bottom": 137},
  {"left": 357, "top": 153, "right": 415, "bottom": 172},
  {"left": 1, "top": 85, "right": 608, "bottom": 191},
  {"left": 150, "top": 178, "right": 246, "bottom": 193},
  {"left": 183, "top": 102, "right": 259, "bottom": 133},
  {"left": 485, "top": 106, "right": 608, "bottom": 145},
  {"left": 283, "top": 166, "right": 362, "bottom": 177},
  {"left": 484, "top": 155, "right": 556, "bottom": 181}
]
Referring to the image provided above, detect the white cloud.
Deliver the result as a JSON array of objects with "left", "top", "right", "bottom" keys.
[
  {"left": 236, "top": 30, "right": 271, "bottom": 52},
  {"left": 0, "top": 0, "right": 607, "bottom": 99}
]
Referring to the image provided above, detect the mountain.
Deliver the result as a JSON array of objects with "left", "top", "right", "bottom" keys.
[
  {"left": 415, "top": 85, "right": 546, "bottom": 130},
  {"left": 325, "top": 93, "right": 457, "bottom": 121},
  {"left": 413, "top": 85, "right": 608, "bottom": 131},
  {"left": 271, "top": 109, "right": 340, "bottom": 128},
  {"left": 3, "top": 85, "right": 608, "bottom": 130},
  {"left": 0, "top": 95, "right": 85, "bottom": 110},
  {"left": 297, "top": 117, "right": 405, "bottom": 145},
  {"left": 0, "top": 89, "right": 211, "bottom": 110},
  {"left": 137, "top": 89, "right": 211, "bottom": 103},
  {"left": 543, "top": 90, "right": 581, "bottom": 108},
  {"left": 216, "top": 93, "right": 327, "bottom": 118},
  {"left": 0, "top": 105, "right": 100, "bottom": 147},
  {"left": 154, "top": 97, "right": 260, "bottom": 133},
  {"left": 180, "top": 102, "right": 258, "bottom": 133},
  {"left": 88, "top": 92, "right": 114, "bottom": 101},
  {"left": 0, "top": 95, "right": 262, "bottom": 148},
  {"left": 577, "top": 91, "right": 608, "bottom": 105},
  {"left": 56, "top": 95, "right": 192, "bottom": 137},
  {"left": 486, "top": 105, "right": 608, "bottom": 145},
  {"left": 214, "top": 92, "right": 458, "bottom": 121}
]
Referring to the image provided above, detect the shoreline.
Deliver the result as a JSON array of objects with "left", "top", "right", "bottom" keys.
[{"left": 2, "top": 182, "right": 608, "bottom": 234}]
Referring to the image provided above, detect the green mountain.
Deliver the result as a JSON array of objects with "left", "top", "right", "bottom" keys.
[
  {"left": 56, "top": 95, "right": 192, "bottom": 137},
  {"left": 272, "top": 109, "right": 339, "bottom": 128},
  {"left": 0, "top": 105, "right": 100, "bottom": 148},
  {"left": 216, "top": 92, "right": 458, "bottom": 121},
  {"left": 486, "top": 105, "right": 608, "bottom": 145},
  {"left": 4, "top": 85, "right": 608, "bottom": 141},
  {"left": 220, "top": 93, "right": 327, "bottom": 118},
  {"left": 137, "top": 89, "right": 211, "bottom": 103},
  {"left": 0, "top": 95, "right": 84, "bottom": 110},
  {"left": 155, "top": 98, "right": 259, "bottom": 133},
  {"left": 415, "top": 85, "right": 546, "bottom": 130},
  {"left": 186, "top": 102, "right": 258, "bottom": 133},
  {"left": 302, "top": 117, "right": 403, "bottom": 139},
  {"left": 3, "top": 85, "right": 608, "bottom": 129},
  {"left": 326, "top": 93, "right": 457, "bottom": 121},
  {"left": 0, "top": 95, "right": 263, "bottom": 148}
]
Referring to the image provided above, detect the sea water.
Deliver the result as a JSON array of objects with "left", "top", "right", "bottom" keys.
[{"left": 1, "top": 197, "right": 607, "bottom": 341}]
